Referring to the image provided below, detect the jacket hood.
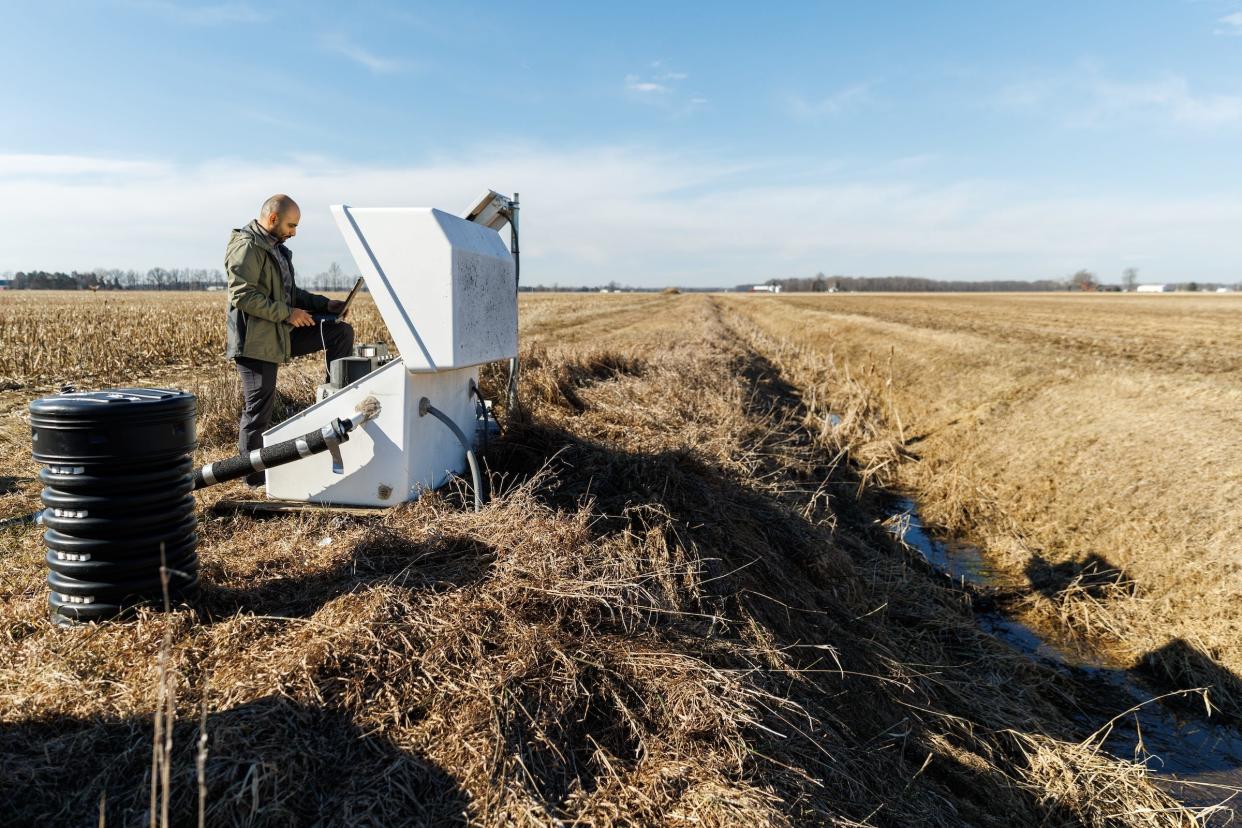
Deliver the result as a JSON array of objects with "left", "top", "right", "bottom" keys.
[{"left": 231, "top": 220, "right": 292, "bottom": 255}]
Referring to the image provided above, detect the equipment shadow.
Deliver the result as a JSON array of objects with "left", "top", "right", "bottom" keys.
[
  {"left": 1024, "top": 553, "right": 1242, "bottom": 725},
  {"left": 196, "top": 524, "right": 498, "bottom": 621},
  {"left": 1141, "top": 637, "right": 1242, "bottom": 725},
  {"left": 0, "top": 475, "right": 34, "bottom": 495},
  {"left": 1025, "top": 552, "right": 1137, "bottom": 600},
  {"left": 0, "top": 694, "right": 470, "bottom": 827}
]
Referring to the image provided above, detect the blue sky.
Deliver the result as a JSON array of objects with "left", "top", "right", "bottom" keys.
[{"left": 2, "top": 1, "right": 1242, "bottom": 286}]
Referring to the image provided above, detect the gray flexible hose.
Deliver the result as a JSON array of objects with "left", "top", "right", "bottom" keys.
[{"left": 418, "top": 397, "right": 484, "bottom": 512}]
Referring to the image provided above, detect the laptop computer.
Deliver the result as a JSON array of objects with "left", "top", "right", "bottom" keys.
[{"left": 313, "top": 276, "right": 365, "bottom": 323}]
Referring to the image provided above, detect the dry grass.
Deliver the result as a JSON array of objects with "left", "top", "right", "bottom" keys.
[
  {"left": 0, "top": 291, "right": 1212, "bottom": 825},
  {"left": 726, "top": 291, "right": 1242, "bottom": 722}
]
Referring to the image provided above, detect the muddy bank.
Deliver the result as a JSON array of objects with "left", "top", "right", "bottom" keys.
[{"left": 886, "top": 498, "right": 1242, "bottom": 819}]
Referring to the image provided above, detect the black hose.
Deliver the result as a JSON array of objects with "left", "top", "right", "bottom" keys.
[
  {"left": 193, "top": 413, "right": 361, "bottom": 490},
  {"left": 0, "top": 510, "right": 42, "bottom": 530},
  {"left": 419, "top": 397, "right": 484, "bottom": 512}
]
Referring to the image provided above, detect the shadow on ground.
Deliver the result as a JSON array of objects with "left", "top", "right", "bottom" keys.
[
  {"left": 0, "top": 695, "right": 470, "bottom": 827},
  {"left": 195, "top": 523, "right": 497, "bottom": 621},
  {"left": 482, "top": 341, "right": 1175, "bottom": 825},
  {"left": 1026, "top": 552, "right": 1137, "bottom": 600}
]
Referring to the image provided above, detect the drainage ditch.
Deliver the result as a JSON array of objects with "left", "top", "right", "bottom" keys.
[{"left": 886, "top": 498, "right": 1242, "bottom": 818}]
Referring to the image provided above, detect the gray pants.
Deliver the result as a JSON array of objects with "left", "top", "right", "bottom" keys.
[{"left": 235, "top": 322, "right": 355, "bottom": 483}]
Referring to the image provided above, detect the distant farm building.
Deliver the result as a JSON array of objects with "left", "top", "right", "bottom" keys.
[
  {"left": 750, "top": 284, "right": 782, "bottom": 293},
  {"left": 1136, "top": 284, "right": 1173, "bottom": 293}
]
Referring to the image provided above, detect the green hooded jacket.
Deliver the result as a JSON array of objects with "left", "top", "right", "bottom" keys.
[{"left": 224, "top": 223, "right": 329, "bottom": 363}]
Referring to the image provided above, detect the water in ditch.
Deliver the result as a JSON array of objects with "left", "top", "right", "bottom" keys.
[{"left": 886, "top": 498, "right": 1242, "bottom": 820}]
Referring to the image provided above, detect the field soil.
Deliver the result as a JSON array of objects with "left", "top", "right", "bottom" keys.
[{"left": 0, "top": 290, "right": 1236, "bottom": 826}]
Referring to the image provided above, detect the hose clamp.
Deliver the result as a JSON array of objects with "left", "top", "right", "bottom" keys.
[{"left": 321, "top": 423, "right": 346, "bottom": 474}]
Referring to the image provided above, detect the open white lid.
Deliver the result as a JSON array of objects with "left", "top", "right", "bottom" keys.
[{"left": 331, "top": 205, "right": 517, "bottom": 372}]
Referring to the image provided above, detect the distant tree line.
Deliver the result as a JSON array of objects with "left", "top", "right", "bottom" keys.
[
  {"left": 301, "top": 262, "right": 363, "bottom": 291},
  {"left": 4, "top": 264, "right": 1235, "bottom": 294},
  {"left": 519, "top": 283, "right": 672, "bottom": 293},
  {"left": 760, "top": 273, "right": 1068, "bottom": 293},
  {"left": 5, "top": 268, "right": 226, "bottom": 291},
  {"left": 1, "top": 262, "right": 363, "bottom": 291},
  {"left": 759, "top": 269, "right": 1241, "bottom": 293}
]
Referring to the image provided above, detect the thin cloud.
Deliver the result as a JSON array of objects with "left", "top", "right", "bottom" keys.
[
  {"left": 126, "top": 1, "right": 266, "bottom": 25},
  {"left": 624, "top": 67, "right": 705, "bottom": 111},
  {"left": 0, "top": 154, "right": 170, "bottom": 177},
  {"left": 626, "top": 75, "right": 670, "bottom": 94},
  {"left": 4, "top": 149, "right": 1241, "bottom": 285},
  {"left": 1214, "top": 12, "right": 1242, "bottom": 35},
  {"left": 994, "top": 69, "right": 1242, "bottom": 129},
  {"left": 320, "top": 33, "right": 406, "bottom": 74},
  {"left": 786, "top": 83, "right": 873, "bottom": 118},
  {"left": 1092, "top": 76, "right": 1242, "bottom": 125},
  {"left": 995, "top": 79, "right": 1054, "bottom": 110}
]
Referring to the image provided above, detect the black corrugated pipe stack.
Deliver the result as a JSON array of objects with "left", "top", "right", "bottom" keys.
[{"left": 29, "top": 388, "right": 199, "bottom": 624}]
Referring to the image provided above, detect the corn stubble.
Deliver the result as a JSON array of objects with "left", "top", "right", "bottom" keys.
[{"left": 0, "top": 291, "right": 1203, "bottom": 825}]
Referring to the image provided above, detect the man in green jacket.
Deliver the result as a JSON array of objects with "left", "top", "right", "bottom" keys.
[{"left": 226, "top": 194, "right": 354, "bottom": 485}]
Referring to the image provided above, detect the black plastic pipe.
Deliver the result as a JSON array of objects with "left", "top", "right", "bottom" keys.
[
  {"left": 0, "top": 510, "right": 42, "bottom": 530},
  {"left": 193, "top": 400, "right": 379, "bottom": 490},
  {"left": 29, "top": 387, "right": 199, "bottom": 624}
]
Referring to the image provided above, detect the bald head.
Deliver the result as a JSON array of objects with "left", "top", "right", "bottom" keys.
[
  {"left": 260, "top": 194, "right": 297, "bottom": 221},
  {"left": 258, "top": 194, "right": 300, "bottom": 243}
]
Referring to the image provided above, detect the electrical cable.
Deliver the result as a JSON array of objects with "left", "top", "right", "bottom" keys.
[
  {"left": 418, "top": 397, "right": 485, "bottom": 512},
  {"left": 319, "top": 318, "right": 331, "bottom": 383}
]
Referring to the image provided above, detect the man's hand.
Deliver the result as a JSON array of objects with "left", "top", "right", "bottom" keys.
[
  {"left": 325, "top": 299, "right": 347, "bottom": 315},
  {"left": 288, "top": 308, "right": 315, "bottom": 328}
]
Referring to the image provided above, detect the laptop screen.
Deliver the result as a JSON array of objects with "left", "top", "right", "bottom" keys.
[{"left": 339, "top": 277, "right": 365, "bottom": 318}]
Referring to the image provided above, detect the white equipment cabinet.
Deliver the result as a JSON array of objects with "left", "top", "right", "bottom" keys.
[{"left": 262, "top": 204, "right": 517, "bottom": 507}]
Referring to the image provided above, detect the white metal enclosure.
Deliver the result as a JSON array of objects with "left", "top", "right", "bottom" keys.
[
  {"left": 331, "top": 206, "right": 517, "bottom": 371},
  {"left": 262, "top": 203, "right": 517, "bottom": 507}
]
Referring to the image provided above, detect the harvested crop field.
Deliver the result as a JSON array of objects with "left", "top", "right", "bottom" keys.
[{"left": 1, "top": 290, "right": 1238, "bottom": 825}]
